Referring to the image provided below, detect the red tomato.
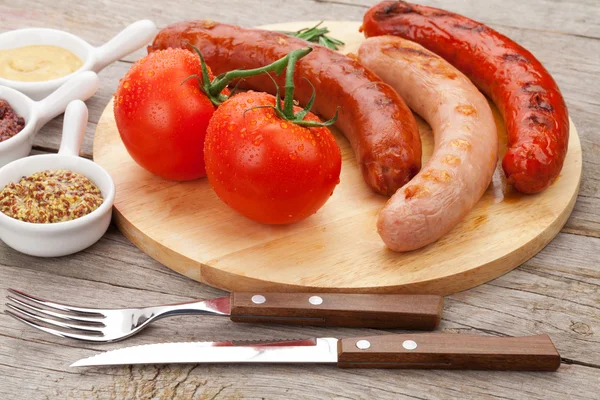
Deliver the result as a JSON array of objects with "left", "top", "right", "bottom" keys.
[
  {"left": 114, "top": 48, "right": 225, "bottom": 181},
  {"left": 204, "top": 91, "right": 342, "bottom": 225}
]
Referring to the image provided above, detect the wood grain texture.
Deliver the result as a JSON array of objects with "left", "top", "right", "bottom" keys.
[
  {"left": 337, "top": 334, "right": 561, "bottom": 370},
  {"left": 93, "top": 21, "right": 582, "bottom": 295},
  {"left": 230, "top": 293, "right": 443, "bottom": 330},
  {"left": 1, "top": 0, "right": 599, "bottom": 399},
  {"left": 319, "top": 0, "right": 600, "bottom": 38}
]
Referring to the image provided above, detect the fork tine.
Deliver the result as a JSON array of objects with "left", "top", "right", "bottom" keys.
[
  {"left": 6, "top": 303, "right": 104, "bottom": 333},
  {"left": 8, "top": 288, "right": 105, "bottom": 316},
  {"left": 7, "top": 296, "right": 105, "bottom": 324},
  {"left": 5, "top": 310, "right": 107, "bottom": 342}
]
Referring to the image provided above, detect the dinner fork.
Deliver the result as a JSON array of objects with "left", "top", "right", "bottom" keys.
[{"left": 5, "top": 289, "right": 444, "bottom": 342}]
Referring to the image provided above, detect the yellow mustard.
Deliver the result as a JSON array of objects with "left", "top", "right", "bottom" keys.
[{"left": 0, "top": 45, "right": 83, "bottom": 82}]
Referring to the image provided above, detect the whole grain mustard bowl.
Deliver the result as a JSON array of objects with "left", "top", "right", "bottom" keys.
[{"left": 0, "top": 100, "right": 115, "bottom": 257}]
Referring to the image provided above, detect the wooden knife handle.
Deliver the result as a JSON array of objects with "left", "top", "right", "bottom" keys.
[
  {"left": 337, "top": 334, "right": 561, "bottom": 371},
  {"left": 229, "top": 292, "right": 443, "bottom": 330}
]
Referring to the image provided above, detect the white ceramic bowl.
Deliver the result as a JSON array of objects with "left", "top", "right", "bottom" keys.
[
  {"left": 0, "top": 71, "right": 99, "bottom": 168},
  {"left": 0, "top": 20, "right": 157, "bottom": 100},
  {"left": 0, "top": 100, "right": 115, "bottom": 257}
]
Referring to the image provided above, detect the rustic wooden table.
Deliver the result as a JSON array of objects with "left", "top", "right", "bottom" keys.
[{"left": 1, "top": 1, "right": 599, "bottom": 399}]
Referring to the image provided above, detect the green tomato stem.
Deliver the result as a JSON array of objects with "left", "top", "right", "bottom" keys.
[
  {"left": 185, "top": 42, "right": 337, "bottom": 128},
  {"left": 208, "top": 47, "right": 313, "bottom": 100},
  {"left": 281, "top": 47, "right": 309, "bottom": 119}
]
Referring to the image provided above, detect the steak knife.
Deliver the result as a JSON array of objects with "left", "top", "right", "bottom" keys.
[{"left": 71, "top": 333, "right": 561, "bottom": 371}]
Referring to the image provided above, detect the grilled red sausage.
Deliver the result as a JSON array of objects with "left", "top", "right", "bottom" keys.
[
  {"left": 362, "top": 1, "right": 569, "bottom": 194},
  {"left": 149, "top": 21, "right": 422, "bottom": 196}
]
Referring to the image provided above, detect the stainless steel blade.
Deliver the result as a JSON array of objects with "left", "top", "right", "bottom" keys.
[
  {"left": 70, "top": 338, "right": 339, "bottom": 367},
  {"left": 163, "top": 296, "right": 231, "bottom": 316}
]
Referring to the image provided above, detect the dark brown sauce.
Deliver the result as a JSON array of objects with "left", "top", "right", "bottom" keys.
[{"left": 0, "top": 99, "right": 25, "bottom": 142}]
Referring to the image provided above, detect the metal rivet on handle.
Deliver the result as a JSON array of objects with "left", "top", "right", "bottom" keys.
[
  {"left": 356, "top": 340, "right": 371, "bottom": 350},
  {"left": 309, "top": 296, "right": 323, "bottom": 305},
  {"left": 403, "top": 340, "right": 418, "bottom": 350},
  {"left": 251, "top": 295, "right": 266, "bottom": 304}
]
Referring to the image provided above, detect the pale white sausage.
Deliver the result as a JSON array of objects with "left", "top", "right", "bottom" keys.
[{"left": 358, "top": 36, "right": 498, "bottom": 252}]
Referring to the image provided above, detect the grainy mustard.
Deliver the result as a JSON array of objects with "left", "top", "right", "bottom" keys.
[{"left": 0, "top": 169, "right": 103, "bottom": 223}]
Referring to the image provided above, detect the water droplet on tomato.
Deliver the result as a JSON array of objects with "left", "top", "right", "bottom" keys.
[
  {"left": 148, "top": 70, "right": 155, "bottom": 77},
  {"left": 247, "top": 98, "right": 254, "bottom": 103},
  {"left": 228, "top": 124, "right": 235, "bottom": 132},
  {"left": 289, "top": 151, "right": 297, "bottom": 160},
  {"left": 280, "top": 122, "right": 288, "bottom": 129},
  {"left": 298, "top": 144, "right": 304, "bottom": 152},
  {"left": 253, "top": 135, "right": 263, "bottom": 146},
  {"left": 123, "top": 80, "right": 130, "bottom": 89}
]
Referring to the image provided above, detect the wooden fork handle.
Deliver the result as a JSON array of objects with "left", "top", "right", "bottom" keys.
[
  {"left": 337, "top": 334, "right": 561, "bottom": 371},
  {"left": 229, "top": 292, "right": 443, "bottom": 330}
]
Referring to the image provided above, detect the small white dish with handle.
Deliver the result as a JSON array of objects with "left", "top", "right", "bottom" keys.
[
  {"left": 0, "top": 100, "right": 115, "bottom": 257},
  {"left": 0, "top": 70, "right": 99, "bottom": 168},
  {"left": 0, "top": 20, "right": 157, "bottom": 100}
]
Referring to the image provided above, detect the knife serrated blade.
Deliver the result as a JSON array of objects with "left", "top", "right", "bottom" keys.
[
  {"left": 70, "top": 334, "right": 562, "bottom": 371},
  {"left": 70, "top": 338, "right": 339, "bottom": 367}
]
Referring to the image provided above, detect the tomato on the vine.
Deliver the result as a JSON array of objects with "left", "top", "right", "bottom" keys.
[
  {"left": 114, "top": 48, "right": 227, "bottom": 181},
  {"left": 204, "top": 91, "right": 342, "bottom": 225}
]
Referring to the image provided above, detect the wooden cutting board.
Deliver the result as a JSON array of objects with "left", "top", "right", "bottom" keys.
[{"left": 93, "top": 21, "right": 582, "bottom": 295}]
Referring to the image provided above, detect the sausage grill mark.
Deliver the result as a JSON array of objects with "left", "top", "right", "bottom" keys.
[
  {"left": 422, "top": 169, "right": 452, "bottom": 183},
  {"left": 451, "top": 139, "right": 471, "bottom": 150},
  {"left": 383, "top": 45, "right": 435, "bottom": 59},
  {"left": 503, "top": 53, "right": 530, "bottom": 63},
  {"left": 375, "top": 96, "right": 395, "bottom": 107},
  {"left": 441, "top": 155, "right": 462, "bottom": 166},
  {"left": 522, "top": 82, "right": 546, "bottom": 93},
  {"left": 530, "top": 94, "right": 554, "bottom": 112},
  {"left": 453, "top": 23, "right": 486, "bottom": 33},
  {"left": 404, "top": 184, "right": 430, "bottom": 200},
  {"left": 528, "top": 114, "right": 552, "bottom": 129},
  {"left": 455, "top": 104, "right": 478, "bottom": 116}
]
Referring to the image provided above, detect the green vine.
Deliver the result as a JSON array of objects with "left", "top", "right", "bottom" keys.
[{"left": 184, "top": 42, "right": 337, "bottom": 128}]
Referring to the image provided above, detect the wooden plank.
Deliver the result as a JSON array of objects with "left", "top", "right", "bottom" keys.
[
  {"left": 1, "top": 231, "right": 598, "bottom": 363},
  {"left": 318, "top": 0, "right": 600, "bottom": 39},
  {"left": 0, "top": 352, "right": 598, "bottom": 400}
]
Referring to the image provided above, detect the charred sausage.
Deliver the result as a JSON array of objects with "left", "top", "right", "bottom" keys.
[
  {"left": 149, "top": 21, "right": 422, "bottom": 196},
  {"left": 362, "top": 1, "right": 569, "bottom": 194},
  {"left": 359, "top": 36, "right": 497, "bottom": 251}
]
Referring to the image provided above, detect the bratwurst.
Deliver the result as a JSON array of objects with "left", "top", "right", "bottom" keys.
[
  {"left": 149, "top": 21, "right": 422, "bottom": 196},
  {"left": 359, "top": 36, "right": 497, "bottom": 251},
  {"left": 362, "top": 1, "right": 569, "bottom": 194}
]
